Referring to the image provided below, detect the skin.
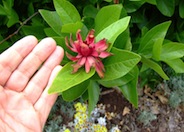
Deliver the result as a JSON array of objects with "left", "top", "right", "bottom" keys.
[{"left": 0, "top": 36, "right": 64, "bottom": 132}]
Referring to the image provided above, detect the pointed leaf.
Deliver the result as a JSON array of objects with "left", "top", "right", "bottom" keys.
[
  {"left": 164, "top": 59, "right": 184, "bottom": 73},
  {"left": 61, "top": 21, "right": 83, "bottom": 33},
  {"left": 138, "top": 21, "right": 171, "bottom": 57},
  {"left": 88, "top": 81, "right": 100, "bottom": 116},
  {"left": 95, "top": 16, "right": 130, "bottom": 50},
  {"left": 39, "top": 10, "right": 62, "bottom": 35},
  {"left": 102, "top": 47, "right": 141, "bottom": 81},
  {"left": 156, "top": 0, "right": 175, "bottom": 17},
  {"left": 98, "top": 72, "right": 134, "bottom": 87},
  {"left": 118, "top": 66, "right": 139, "bottom": 108},
  {"left": 160, "top": 42, "right": 184, "bottom": 60},
  {"left": 95, "top": 4, "right": 122, "bottom": 35},
  {"left": 141, "top": 56, "right": 169, "bottom": 80},
  {"left": 152, "top": 38, "right": 163, "bottom": 61},
  {"left": 48, "top": 62, "right": 95, "bottom": 94},
  {"left": 54, "top": 0, "right": 81, "bottom": 24},
  {"left": 62, "top": 80, "right": 89, "bottom": 101}
]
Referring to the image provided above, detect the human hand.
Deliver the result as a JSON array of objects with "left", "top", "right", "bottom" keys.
[{"left": 0, "top": 36, "right": 64, "bottom": 132}]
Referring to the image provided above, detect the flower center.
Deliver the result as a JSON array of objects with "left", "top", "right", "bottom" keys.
[{"left": 80, "top": 43, "right": 93, "bottom": 57}]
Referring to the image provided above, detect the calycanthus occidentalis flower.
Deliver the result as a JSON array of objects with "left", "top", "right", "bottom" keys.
[{"left": 65, "top": 29, "right": 112, "bottom": 78}]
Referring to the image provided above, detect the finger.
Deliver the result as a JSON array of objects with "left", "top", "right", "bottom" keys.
[
  {"left": 24, "top": 46, "right": 64, "bottom": 104},
  {"left": 5, "top": 37, "right": 56, "bottom": 92},
  {"left": 0, "top": 36, "right": 38, "bottom": 86},
  {"left": 34, "top": 65, "right": 62, "bottom": 128}
]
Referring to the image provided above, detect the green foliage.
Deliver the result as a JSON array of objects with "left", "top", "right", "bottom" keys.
[
  {"left": 2, "top": 0, "right": 184, "bottom": 115},
  {"left": 48, "top": 62, "right": 95, "bottom": 93}
]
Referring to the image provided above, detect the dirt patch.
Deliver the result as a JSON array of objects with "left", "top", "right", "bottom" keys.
[{"left": 98, "top": 87, "right": 184, "bottom": 132}]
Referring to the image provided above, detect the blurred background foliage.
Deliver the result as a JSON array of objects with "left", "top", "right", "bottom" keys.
[{"left": 1, "top": 0, "right": 184, "bottom": 89}]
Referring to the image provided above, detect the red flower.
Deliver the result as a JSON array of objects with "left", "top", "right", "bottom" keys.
[{"left": 65, "top": 29, "right": 112, "bottom": 78}]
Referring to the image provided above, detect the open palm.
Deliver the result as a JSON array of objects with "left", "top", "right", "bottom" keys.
[{"left": 0, "top": 36, "right": 64, "bottom": 132}]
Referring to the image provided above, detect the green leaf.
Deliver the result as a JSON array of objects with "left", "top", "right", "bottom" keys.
[
  {"left": 39, "top": 10, "right": 62, "bottom": 36},
  {"left": 152, "top": 38, "right": 163, "bottom": 61},
  {"left": 124, "top": 0, "right": 146, "bottom": 13},
  {"left": 0, "top": 5, "right": 6, "bottom": 15},
  {"left": 164, "top": 59, "right": 184, "bottom": 73},
  {"left": 179, "top": 0, "right": 184, "bottom": 18},
  {"left": 48, "top": 62, "right": 95, "bottom": 94},
  {"left": 145, "top": 0, "right": 156, "bottom": 5},
  {"left": 98, "top": 72, "right": 134, "bottom": 87},
  {"left": 95, "top": 16, "right": 131, "bottom": 50},
  {"left": 22, "top": 26, "right": 46, "bottom": 39},
  {"left": 61, "top": 21, "right": 83, "bottom": 33},
  {"left": 0, "top": 35, "right": 9, "bottom": 52},
  {"left": 7, "top": 10, "right": 19, "bottom": 27},
  {"left": 53, "top": 0, "right": 81, "bottom": 24},
  {"left": 88, "top": 80, "right": 100, "bottom": 116},
  {"left": 101, "top": 47, "right": 141, "bottom": 81},
  {"left": 95, "top": 4, "right": 122, "bottom": 35},
  {"left": 138, "top": 21, "right": 171, "bottom": 57},
  {"left": 2, "top": 0, "right": 13, "bottom": 11},
  {"left": 83, "top": 5, "right": 98, "bottom": 18},
  {"left": 44, "top": 28, "right": 60, "bottom": 37},
  {"left": 156, "top": 0, "right": 175, "bottom": 17},
  {"left": 160, "top": 42, "right": 184, "bottom": 60},
  {"left": 141, "top": 56, "right": 169, "bottom": 80},
  {"left": 113, "top": 29, "right": 132, "bottom": 50},
  {"left": 118, "top": 66, "right": 139, "bottom": 108},
  {"left": 61, "top": 80, "right": 89, "bottom": 101}
]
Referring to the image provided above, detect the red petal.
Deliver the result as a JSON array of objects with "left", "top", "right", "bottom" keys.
[
  {"left": 76, "top": 30, "right": 83, "bottom": 43},
  {"left": 85, "top": 29, "right": 95, "bottom": 44},
  {"left": 91, "top": 50, "right": 99, "bottom": 57},
  {"left": 80, "top": 43, "right": 91, "bottom": 56},
  {"left": 78, "top": 57, "right": 86, "bottom": 66},
  {"left": 66, "top": 52, "right": 79, "bottom": 62},
  {"left": 95, "top": 39, "right": 108, "bottom": 51},
  {"left": 85, "top": 58, "right": 91, "bottom": 73},
  {"left": 99, "top": 51, "right": 112, "bottom": 58},
  {"left": 95, "top": 61, "right": 105, "bottom": 78}
]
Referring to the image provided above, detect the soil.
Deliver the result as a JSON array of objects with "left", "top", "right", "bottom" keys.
[
  {"left": 45, "top": 84, "right": 184, "bottom": 132},
  {"left": 98, "top": 86, "right": 184, "bottom": 132}
]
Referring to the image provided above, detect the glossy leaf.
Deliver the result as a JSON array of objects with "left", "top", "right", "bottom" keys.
[
  {"left": 53, "top": 0, "right": 81, "bottom": 24},
  {"left": 160, "top": 42, "right": 184, "bottom": 61},
  {"left": 118, "top": 66, "right": 139, "bottom": 108},
  {"left": 48, "top": 62, "right": 95, "bottom": 94},
  {"left": 152, "top": 38, "right": 163, "bottom": 61},
  {"left": 156, "top": 0, "right": 175, "bottom": 17},
  {"left": 141, "top": 56, "right": 169, "bottom": 80},
  {"left": 95, "top": 4, "right": 122, "bottom": 35},
  {"left": 96, "top": 16, "right": 131, "bottom": 50},
  {"left": 44, "top": 28, "right": 60, "bottom": 37},
  {"left": 98, "top": 72, "right": 134, "bottom": 87},
  {"left": 88, "top": 81, "right": 100, "bottom": 116},
  {"left": 101, "top": 47, "right": 141, "bottom": 81},
  {"left": 61, "top": 80, "right": 89, "bottom": 101},
  {"left": 164, "top": 59, "right": 184, "bottom": 73},
  {"left": 138, "top": 21, "right": 171, "bottom": 57},
  {"left": 61, "top": 21, "right": 83, "bottom": 33},
  {"left": 39, "top": 10, "right": 62, "bottom": 35}
]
